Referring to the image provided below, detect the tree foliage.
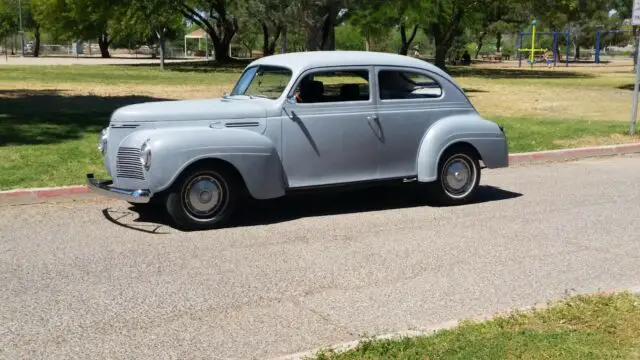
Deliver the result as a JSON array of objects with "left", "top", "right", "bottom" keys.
[{"left": 19, "top": 0, "right": 633, "bottom": 68}]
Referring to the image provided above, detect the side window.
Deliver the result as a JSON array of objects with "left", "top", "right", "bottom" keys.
[
  {"left": 378, "top": 69, "right": 443, "bottom": 100},
  {"left": 293, "top": 69, "right": 370, "bottom": 104}
]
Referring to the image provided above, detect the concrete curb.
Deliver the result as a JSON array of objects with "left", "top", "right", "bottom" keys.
[
  {"left": 269, "top": 286, "right": 640, "bottom": 360},
  {"left": 508, "top": 142, "right": 640, "bottom": 166},
  {"left": 1, "top": 143, "right": 639, "bottom": 206}
]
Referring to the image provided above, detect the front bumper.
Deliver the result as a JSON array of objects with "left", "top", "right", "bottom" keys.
[{"left": 86, "top": 173, "right": 151, "bottom": 203}]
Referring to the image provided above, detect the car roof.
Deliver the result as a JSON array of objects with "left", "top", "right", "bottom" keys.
[{"left": 249, "top": 51, "right": 454, "bottom": 81}]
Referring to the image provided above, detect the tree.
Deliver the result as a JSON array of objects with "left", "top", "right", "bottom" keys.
[
  {"left": 116, "top": 0, "right": 184, "bottom": 70},
  {"left": 1, "top": 0, "right": 40, "bottom": 56},
  {"left": 298, "top": 0, "right": 354, "bottom": 51},
  {"left": 233, "top": 19, "right": 259, "bottom": 57},
  {"left": 348, "top": 0, "right": 420, "bottom": 55},
  {"left": 21, "top": 0, "right": 41, "bottom": 56},
  {"left": 238, "top": 0, "right": 293, "bottom": 56},
  {"left": 468, "top": 0, "right": 528, "bottom": 58},
  {"left": 32, "top": 0, "right": 120, "bottom": 57},
  {"left": 0, "top": 0, "right": 17, "bottom": 57},
  {"left": 176, "top": 0, "right": 239, "bottom": 62},
  {"left": 421, "top": 0, "right": 483, "bottom": 69}
]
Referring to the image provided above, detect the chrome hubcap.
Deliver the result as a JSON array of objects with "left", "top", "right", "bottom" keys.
[
  {"left": 442, "top": 155, "right": 475, "bottom": 197},
  {"left": 184, "top": 175, "right": 224, "bottom": 218}
]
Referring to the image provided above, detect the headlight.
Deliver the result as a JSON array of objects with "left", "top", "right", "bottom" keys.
[
  {"left": 98, "top": 128, "right": 108, "bottom": 154},
  {"left": 140, "top": 139, "right": 152, "bottom": 170}
]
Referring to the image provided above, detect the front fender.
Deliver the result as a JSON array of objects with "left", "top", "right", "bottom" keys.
[
  {"left": 124, "top": 127, "right": 286, "bottom": 200},
  {"left": 416, "top": 114, "right": 508, "bottom": 182}
]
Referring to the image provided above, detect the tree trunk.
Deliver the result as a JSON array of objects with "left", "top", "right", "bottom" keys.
[
  {"left": 261, "top": 22, "right": 270, "bottom": 56},
  {"left": 434, "top": 44, "right": 448, "bottom": 69},
  {"left": 364, "top": 35, "right": 370, "bottom": 51},
  {"left": 306, "top": 19, "right": 324, "bottom": 51},
  {"left": 496, "top": 32, "right": 502, "bottom": 53},
  {"left": 98, "top": 33, "right": 110, "bottom": 58},
  {"left": 33, "top": 26, "right": 41, "bottom": 57},
  {"left": 213, "top": 39, "right": 232, "bottom": 62},
  {"left": 575, "top": 45, "right": 580, "bottom": 60},
  {"left": 475, "top": 32, "right": 486, "bottom": 59},
  {"left": 268, "top": 31, "right": 281, "bottom": 55},
  {"left": 427, "top": 4, "right": 464, "bottom": 70},
  {"left": 305, "top": 4, "right": 338, "bottom": 51},
  {"left": 281, "top": 26, "right": 287, "bottom": 54},
  {"left": 156, "top": 29, "right": 166, "bottom": 71},
  {"left": 399, "top": 24, "right": 418, "bottom": 55},
  {"left": 261, "top": 22, "right": 281, "bottom": 56}
]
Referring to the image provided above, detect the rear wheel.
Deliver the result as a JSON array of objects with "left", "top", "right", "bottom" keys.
[
  {"left": 164, "top": 165, "right": 240, "bottom": 230},
  {"left": 429, "top": 146, "right": 481, "bottom": 205}
]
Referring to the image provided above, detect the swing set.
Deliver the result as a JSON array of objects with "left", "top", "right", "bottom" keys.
[{"left": 517, "top": 19, "right": 571, "bottom": 68}]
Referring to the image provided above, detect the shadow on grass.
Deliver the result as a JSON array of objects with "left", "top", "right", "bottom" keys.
[
  {"left": 448, "top": 67, "right": 595, "bottom": 79},
  {"left": 118, "top": 59, "right": 251, "bottom": 74},
  {"left": 463, "top": 88, "right": 488, "bottom": 93},
  {"left": 0, "top": 89, "right": 169, "bottom": 146},
  {"left": 112, "top": 184, "right": 523, "bottom": 233},
  {"left": 616, "top": 83, "right": 638, "bottom": 91}
]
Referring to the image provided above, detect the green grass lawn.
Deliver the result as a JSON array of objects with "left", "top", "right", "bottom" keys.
[
  {"left": 0, "top": 62, "right": 638, "bottom": 190},
  {"left": 496, "top": 117, "right": 635, "bottom": 153},
  {"left": 311, "top": 292, "right": 640, "bottom": 360}
]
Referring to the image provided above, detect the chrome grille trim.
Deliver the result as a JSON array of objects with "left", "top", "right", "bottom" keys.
[
  {"left": 116, "top": 147, "right": 145, "bottom": 180},
  {"left": 225, "top": 121, "right": 260, "bottom": 128}
]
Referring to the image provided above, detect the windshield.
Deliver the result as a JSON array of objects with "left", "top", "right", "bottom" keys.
[{"left": 230, "top": 65, "right": 292, "bottom": 99}]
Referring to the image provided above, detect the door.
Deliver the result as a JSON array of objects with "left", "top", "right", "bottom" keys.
[
  {"left": 373, "top": 66, "right": 446, "bottom": 179},
  {"left": 281, "top": 66, "right": 383, "bottom": 188}
]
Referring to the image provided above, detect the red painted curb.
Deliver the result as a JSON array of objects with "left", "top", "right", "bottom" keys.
[
  {"left": 0, "top": 185, "right": 91, "bottom": 205},
  {"left": 35, "top": 186, "right": 90, "bottom": 198},
  {"left": 1, "top": 143, "right": 639, "bottom": 205}
]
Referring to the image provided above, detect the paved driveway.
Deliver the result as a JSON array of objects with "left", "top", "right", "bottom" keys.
[{"left": 2, "top": 155, "right": 640, "bottom": 359}]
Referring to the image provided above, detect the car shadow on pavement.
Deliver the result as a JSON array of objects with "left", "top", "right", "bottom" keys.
[
  {"left": 103, "top": 185, "right": 522, "bottom": 233},
  {"left": 234, "top": 185, "right": 523, "bottom": 227}
]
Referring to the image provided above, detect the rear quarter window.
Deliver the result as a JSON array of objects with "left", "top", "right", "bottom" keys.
[{"left": 378, "top": 70, "right": 443, "bottom": 100}]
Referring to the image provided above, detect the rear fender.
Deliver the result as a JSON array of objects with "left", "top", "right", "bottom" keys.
[{"left": 416, "top": 114, "right": 508, "bottom": 182}]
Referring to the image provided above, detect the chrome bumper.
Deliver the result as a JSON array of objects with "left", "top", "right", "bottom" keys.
[{"left": 86, "top": 174, "right": 151, "bottom": 203}]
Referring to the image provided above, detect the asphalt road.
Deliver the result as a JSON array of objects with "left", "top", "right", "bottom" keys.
[{"left": 2, "top": 155, "right": 640, "bottom": 360}]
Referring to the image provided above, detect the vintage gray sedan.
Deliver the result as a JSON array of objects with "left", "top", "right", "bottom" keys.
[{"left": 87, "top": 51, "right": 508, "bottom": 230}]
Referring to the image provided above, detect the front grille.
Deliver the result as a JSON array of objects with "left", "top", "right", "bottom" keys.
[{"left": 116, "top": 147, "right": 145, "bottom": 180}]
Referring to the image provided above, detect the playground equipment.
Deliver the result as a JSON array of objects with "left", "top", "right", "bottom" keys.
[
  {"left": 517, "top": 20, "right": 547, "bottom": 66},
  {"left": 518, "top": 19, "right": 570, "bottom": 68},
  {"left": 594, "top": 29, "right": 634, "bottom": 64}
]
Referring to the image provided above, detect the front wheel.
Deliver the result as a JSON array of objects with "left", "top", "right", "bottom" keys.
[
  {"left": 164, "top": 165, "right": 240, "bottom": 230},
  {"left": 428, "top": 146, "right": 481, "bottom": 205}
]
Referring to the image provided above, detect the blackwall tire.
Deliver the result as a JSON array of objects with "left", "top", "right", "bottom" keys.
[
  {"left": 164, "top": 165, "right": 239, "bottom": 230},
  {"left": 430, "top": 146, "right": 481, "bottom": 206}
]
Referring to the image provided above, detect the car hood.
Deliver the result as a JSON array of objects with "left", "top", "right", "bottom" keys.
[{"left": 110, "top": 98, "right": 268, "bottom": 123}]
